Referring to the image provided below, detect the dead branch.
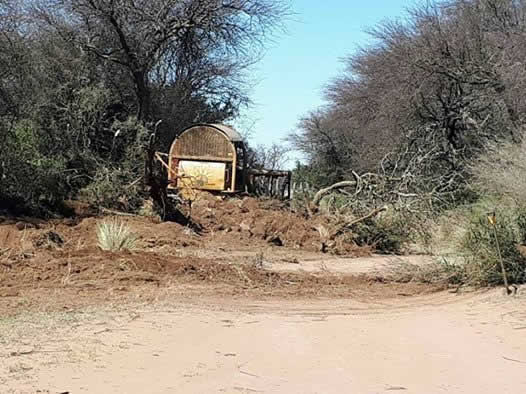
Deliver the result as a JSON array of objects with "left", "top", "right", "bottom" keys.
[
  {"left": 311, "top": 180, "right": 358, "bottom": 207},
  {"left": 101, "top": 208, "right": 137, "bottom": 217},
  {"left": 154, "top": 152, "right": 178, "bottom": 179},
  {"left": 330, "top": 206, "right": 388, "bottom": 239}
]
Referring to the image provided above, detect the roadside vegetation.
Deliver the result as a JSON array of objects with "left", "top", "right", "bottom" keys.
[{"left": 290, "top": 0, "right": 526, "bottom": 288}]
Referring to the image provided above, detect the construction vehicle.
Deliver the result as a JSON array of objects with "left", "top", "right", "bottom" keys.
[{"left": 155, "top": 124, "right": 291, "bottom": 199}]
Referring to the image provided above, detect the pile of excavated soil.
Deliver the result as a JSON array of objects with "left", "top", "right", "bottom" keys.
[
  {"left": 187, "top": 196, "right": 367, "bottom": 255},
  {"left": 2, "top": 196, "right": 368, "bottom": 256}
]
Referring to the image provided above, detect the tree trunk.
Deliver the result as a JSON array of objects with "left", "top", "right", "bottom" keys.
[{"left": 134, "top": 71, "right": 151, "bottom": 122}]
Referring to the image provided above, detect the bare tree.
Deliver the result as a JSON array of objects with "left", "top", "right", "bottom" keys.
[
  {"left": 248, "top": 142, "right": 290, "bottom": 170},
  {"left": 291, "top": 0, "right": 526, "bottom": 208},
  {"left": 0, "top": 0, "right": 26, "bottom": 118}
]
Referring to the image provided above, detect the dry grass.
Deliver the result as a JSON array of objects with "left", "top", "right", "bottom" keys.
[
  {"left": 463, "top": 138, "right": 526, "bottom": 286},
  {"left": 426, "top": 208, "right": 471, "bottom": 256},
  {"left": 383, "top": 258, "right": 463, "bottom": 287},
  {"left": 402, "top": 138, "right": 526, "bottom": 288},
  {"left": 471, "top": 138, "right": 526, "bottom": 205},
  {"left": 97, "top": 219, "right": 138, "bottom": 252},
  {"left": 412, "top": 200, "right": 526, "bottom": 287}
]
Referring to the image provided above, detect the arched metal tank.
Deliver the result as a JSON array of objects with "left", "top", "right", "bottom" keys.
[{"left": 167, "top": 124, "right": 247, "bottom": 193}]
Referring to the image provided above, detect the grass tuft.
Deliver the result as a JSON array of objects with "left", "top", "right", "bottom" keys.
[{"left": 96, "top": 219, "right": 137, "bottom": 252}]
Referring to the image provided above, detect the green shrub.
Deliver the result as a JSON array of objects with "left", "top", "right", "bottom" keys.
[
  {"left": 290, "top": 189, "right": 315, "bottom": 216},
  {"left": 459, "top": 204, "right": 526, "bottom": 286},
  {"left": 79, "top": 166, "right": 144, "bottom": 212},
  {"left": 0, "top": 119, "right": 69, "bottom": 215},
  {"left": 352, "top": 210, "right": 419, "bottom": 254},
  {"left": 517, "top": 207, "right": 526, "bottom": 245},
  {"left": 97, "top": 219, "right": 138, "bottom": 252},
  {"left": 78, "top": 118, "right": 150, "bottom": 212}
]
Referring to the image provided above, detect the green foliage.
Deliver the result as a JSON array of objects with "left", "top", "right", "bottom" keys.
[
  {"left": 0, "top": 119, "right": 68, "bottom": 214},
  {"left": 517, "top": 208, "right": 526, "bottom": 245},
  {"left": 412, "top": 137, "right": 526, "bottom": 288},
  {"left": 459, "top": 204, "right": 526, "bottom": 286},
  {"left": 448, "top": 139, "right": 526, "bottom": 287},
  {"left": 97, "top": 219, "right": 138, "bottom": 252},
  {"left": 292, "top": 161, "right": 343, "bottom": 189},
  {"left": 79, "top": 118, "right": 151, "bottom": 212},
  {"left": 1, "top": 0, "right": 275, "bottom": 216},
  {"left": 0, "top": 75, "right": 153, "bottom": 215},
  {"left": 353, "top": 211, "right": 413, "bottom": 254},
  {"left": 79, "top": 167, "right": 137, "bottom": 212}
]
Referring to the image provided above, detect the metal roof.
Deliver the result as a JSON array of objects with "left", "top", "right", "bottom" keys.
[{"left": 209, "top": 124, "right": 243, "bottom": 142}]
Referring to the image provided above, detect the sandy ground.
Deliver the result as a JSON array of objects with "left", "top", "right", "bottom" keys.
[
  {"left": 267, "top": 254, "right": 434, "bottom": 274},
  {"left": 2, "top": 289, "right": 525, "bottom": 394}
]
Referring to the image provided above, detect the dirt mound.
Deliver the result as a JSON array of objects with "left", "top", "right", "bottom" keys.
[
  {"left": 0, "top": 224, "right": 43, "bottom": 251},
  {"left": 0, "top": 226, "right": 22, "bottom": 250},
  {"left": 1, "top": 245, "right": 369, "bottom": 292},
  {"left": 2, "top": 196, "right": 367, "bottom": 256},
  {"left": 188, "top": 196, "right": 366, "bottom": 255},
  {"left": 0, "top": 245, "right": 436, "bottom": 315}
]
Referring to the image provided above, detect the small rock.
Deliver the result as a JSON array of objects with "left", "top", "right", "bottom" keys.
[
  {"left": 35, "top": 231, "right": 64, "bottom": 248},
  {"left": 15, "top": 222, "right": 35, "bottom": 231},
  {"left": 268, "top": 236, "right": 283, "bottom": 247},
  {"left": 0, "top": 289, "right": 19, "bottom": 297},
  {"left": 239, "top": 222, "right": 251, "bottom": 232},
  {"left": 63, "top": 218, "right": 79, "bottom": 227}
]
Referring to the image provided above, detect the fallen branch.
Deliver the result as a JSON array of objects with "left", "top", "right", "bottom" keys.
[
  {"left": 503, "top": 356, "right": 526, "bottom": 364},
  {"left": 311, "top": 180, "right": 358, "bottom": 208},
  {"left": 154, "top": 152, "right": 178, "bottom": 179},
  {"left": 9, "top": 348, "right": 71, "bottom": 357},
  {"left": 101, "top": 208, "right": 137, "bottom": 217},
  {"left": 0, "top": 247, "right": 11, "bottom": 255},
  {"left": 239, "top": 369, "right": 260, "bottom": 378},
  {"left": 330, "top": 206, "right": 388, "bottom": 239},
  {"left": 125, "top": 176, "right": 143, "bottom": 189}
]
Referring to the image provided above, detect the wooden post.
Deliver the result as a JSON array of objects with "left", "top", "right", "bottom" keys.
[
  {"left": 231, "top": 155, "right": 237, "bottom": 193},
  {"left": 241, "top": 144, "right": 247, "bottom": 192},
  {"left": 287, "top": 172, "right": 292, "bottom": 200},
  {"left": 488, "top": 211, "right": 511, "bottom": 294}
]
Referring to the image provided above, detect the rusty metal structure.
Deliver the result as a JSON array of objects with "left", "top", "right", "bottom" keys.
[{"left": 155, "top": 124, "right": 291, "bottom": 199}]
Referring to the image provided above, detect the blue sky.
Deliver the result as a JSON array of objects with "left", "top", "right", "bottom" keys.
[{"left": 236, "top": 1, "right": 414, "bottom": 163}]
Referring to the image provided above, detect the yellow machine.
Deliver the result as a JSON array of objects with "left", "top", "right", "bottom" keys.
[{"left": 156, "top": 123, "right": 291, "bottom": 200}]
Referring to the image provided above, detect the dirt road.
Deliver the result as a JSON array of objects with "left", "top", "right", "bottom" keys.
[{"left": 2, "top": 289, "right": 525, "bottom": 394}]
